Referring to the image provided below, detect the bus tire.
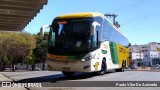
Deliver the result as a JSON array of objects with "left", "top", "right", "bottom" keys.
[
  {"left": 115, "top": 61, "right": 125, "bottom": 72},
  {"left": 98, "top": 59, "right": 107, "bottom": 75},
  {"left": 62, "top": 71, "right": 75, "bottom": 77}
]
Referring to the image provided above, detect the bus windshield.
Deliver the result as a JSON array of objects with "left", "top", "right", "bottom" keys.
[{"left": 48, "top": 19, "right": 93, "bottom": 55}]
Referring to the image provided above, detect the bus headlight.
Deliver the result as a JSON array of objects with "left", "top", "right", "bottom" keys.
[
  {"left": 81, "top": 54, "right": 95, "bottom": 61},
  {"left": 84, "top": 56, "right": 93, "bottom": 61}
]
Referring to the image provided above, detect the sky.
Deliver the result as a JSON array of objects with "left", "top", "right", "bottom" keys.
[{"left": 24, "top": 0, "right": 160, "bottom": 45}]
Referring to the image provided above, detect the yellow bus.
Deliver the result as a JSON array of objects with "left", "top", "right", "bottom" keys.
[{"left": 41, "top": 12, "right": 129, "bottom": 76}]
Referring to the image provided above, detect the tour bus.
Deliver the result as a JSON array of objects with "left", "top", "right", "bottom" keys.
[{"left": 40, "top": 12, "right": 129, "bottom": 76}]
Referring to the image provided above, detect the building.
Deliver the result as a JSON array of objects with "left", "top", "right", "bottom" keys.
[
  {"left": 143, "top": 51, "right": 159, "bottom": 66},
  {"left": 129, "top": 45, "right": 143, "bottom": 66},
  {"left": 129, "top": 52, "right": 143, "bottom": 66},
  {"left": 129, "top": 42, "right": 160, "bottom": 66},
  {"left": 140, "top": 42, "right": 158, "bottom": 52}
]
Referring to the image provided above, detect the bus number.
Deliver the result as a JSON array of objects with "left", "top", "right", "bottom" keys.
[{"left": 119, "top": 47, "right": 125, "bottom": 53}]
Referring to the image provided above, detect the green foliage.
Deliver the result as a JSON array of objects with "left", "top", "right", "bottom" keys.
[
  {"left": 0, "top": 31, "right": 36, "bottom": 70},
  {"left": 0, "top": 31, "right": 48, "bottom": 71},
  {"left": 33, "top": 32, "right": 48, "bottom": 63},
  {"left": 24, "top": 55, "right": 34, "bottom": 65}
]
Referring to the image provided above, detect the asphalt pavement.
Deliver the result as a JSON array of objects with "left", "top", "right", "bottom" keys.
[{"left": 0, "top": 70, "right": 160, "bottom": 90}]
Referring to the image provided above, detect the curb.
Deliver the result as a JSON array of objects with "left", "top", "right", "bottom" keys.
[
  {"left": 1, "top": 73, "right": 15, "bottom": 82},
  {"left": 1, "top": 73, "right": 30, "bottom": 90},
  {"left": 125, "top": 69, "right": 160, "bottom": 72}
]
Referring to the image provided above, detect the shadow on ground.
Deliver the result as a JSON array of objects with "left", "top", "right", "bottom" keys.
[{"left": 14, "top": 71, "right": 114, "bottom": 83}]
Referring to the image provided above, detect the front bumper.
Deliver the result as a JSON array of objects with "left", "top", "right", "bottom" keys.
[{"left": 47, "top": 60, "right": 92, "bottom": 72}]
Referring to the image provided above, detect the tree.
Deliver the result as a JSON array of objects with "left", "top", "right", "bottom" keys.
[
  {"left": 0, "top": 31, "right": 36, "bottom": 71},
  {"left": 33, "top": 32, "right": 48, "bottom": 71},
  {"left": 0, "top": 55, "right": 8, "bottom": 71},
  {"left": 24, "top": 55, "right": 34, "bottom": 70},
  {"left": 0, "top": 32, "right": 12, "bottom": 71}
]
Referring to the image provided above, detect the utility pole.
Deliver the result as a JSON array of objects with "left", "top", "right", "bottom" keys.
[{"left": 104, "top": 13, "right": 120, "bottom": 28}]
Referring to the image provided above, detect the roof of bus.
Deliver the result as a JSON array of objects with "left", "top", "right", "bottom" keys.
[
  {"left": 55, "top": 12, "right": 104, "bottom": 19},
  {"left": 55, "top": 12, "right": 128, "bottom": 40}
]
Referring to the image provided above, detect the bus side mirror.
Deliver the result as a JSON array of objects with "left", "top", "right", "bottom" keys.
[
  {"left": 40, "top": 24, "right": 50, "bottom": 37},
  {"left": 91, "top": 22, "right": 100, "bottom": 35},
  {"left": 129, "top": 43, "right": 131, "bottom": 47},
  {"left": 127, "top": 43, "right": 131, "bottom": 48}
]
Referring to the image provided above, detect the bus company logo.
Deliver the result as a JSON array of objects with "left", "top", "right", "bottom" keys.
[
  {"left": 2, "top": 82, "right": 12, "bottom": 87},
  {"left": 93, "top": 62, "right": 99, "bottom": 70},
  {"left": 1, "top": 82, "right": 42, "bottom": 87}
]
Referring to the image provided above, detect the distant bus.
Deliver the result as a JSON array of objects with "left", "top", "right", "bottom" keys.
[{"left": 41, "top": 12, "right": 129, "bottom": 76}]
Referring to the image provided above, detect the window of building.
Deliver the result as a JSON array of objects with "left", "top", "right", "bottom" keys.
[
  {"left": 142, "top": 46, "right": 147, "bottom": 48},
  {"left": 145, "top": 55, "right": 148, "bottom": 57}
]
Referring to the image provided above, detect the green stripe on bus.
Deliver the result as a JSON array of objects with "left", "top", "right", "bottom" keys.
[{"left": 109, "top": 42, "right": 118, "bottom": 64}]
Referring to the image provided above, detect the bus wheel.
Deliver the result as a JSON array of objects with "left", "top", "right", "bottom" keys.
[
  {"left": 62, "top": 71, "right": 75, "bottom": 77},
  {"left": 98, "top": 60, "right": 106, "bottom": 75},
  {"left": 115, "top": 61, "right": 125, "bottom": 72}
]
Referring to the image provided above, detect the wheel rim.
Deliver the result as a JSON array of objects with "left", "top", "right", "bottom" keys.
[{"left": 122, "top": 62, "right": 125, "bottom": 72}]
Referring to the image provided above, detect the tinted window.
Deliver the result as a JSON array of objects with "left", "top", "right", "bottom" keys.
[{"left": 48, "top": 18, "right": 93, "bottom": 55}]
